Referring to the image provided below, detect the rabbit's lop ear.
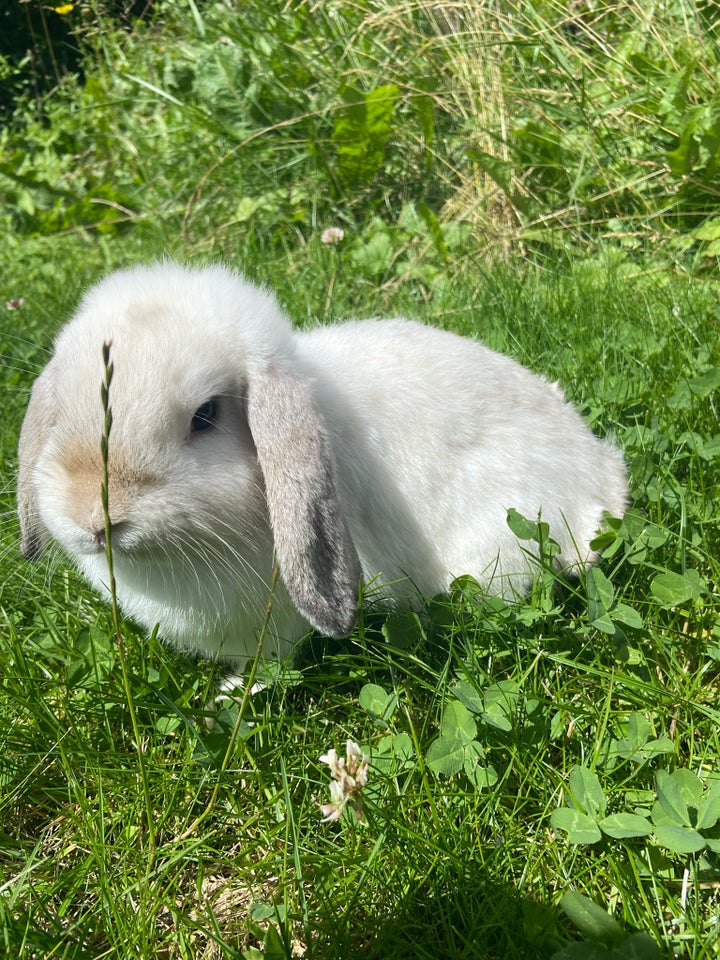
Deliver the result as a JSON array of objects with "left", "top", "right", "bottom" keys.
[
  {"left": 248, "top": 365, "right": 361, "bottom": 638},
  {"left": 17, "top": 364, "right": 56, "bottom": 558}
]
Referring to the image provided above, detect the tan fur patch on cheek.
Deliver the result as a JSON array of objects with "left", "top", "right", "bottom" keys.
[
  {"left": 57, "top": 442, "right": 153, "bottom": 530},
  {"left": 58, "top": 443, "right": 103, "bottom": 483}
]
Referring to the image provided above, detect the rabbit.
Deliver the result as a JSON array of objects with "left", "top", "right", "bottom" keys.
[{"left": 17, "top": 261, "right": 628, "bottom": 672}]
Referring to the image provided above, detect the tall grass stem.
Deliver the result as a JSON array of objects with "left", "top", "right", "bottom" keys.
[{"left": 100, "top": 341, "right": 157, "bottom": 869}]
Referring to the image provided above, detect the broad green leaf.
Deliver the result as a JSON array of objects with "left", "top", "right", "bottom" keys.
[
  {"left": 426, "top": 701, "right": 479, "bottom": 778},
  {"left": 235, "top": 196, "right": 263, "bottom": 222},
  {"left": 650, "top": 799, "right": 674, "bottom": 828},
  {"left": 696, "top": 783, "right": 720, "bottom": 831},
  {"left": 609, "top": 716, "right": 674, "bottom": 763},
  {"left": 624, "top": 713, "right": 652, "bottom": 749},
  {"left": 641, "top": 738, "right": 675, "bottom": 760},
  {"left": 369, "top": 731, "right": 415, "bottom": 777},
  {"left": 465, "top": 739, "right": 487, "bottom": 761},
  {"left": 619, "top": 513, "right": 669, "bottom": 566},
  {"left": 364, "top": 84, "right": 400, "bottom": 134},
  {"left": 551, "top": 808, "right": 603, "bottom": 845},
  {"left": 74, "top": 625, "right": 115, "bottom": 658},
  {"left": 560, "top": 891, "right": 625, "bottom": 946},
  {"left": 521, "top": 899, "right": 558, "bottom": 941},
  {"left": 452, "top": 679, "right": 483, "bottom": 715},
  {"left": 666, "top": 380, "right": 693, "bottom": 410},
  {"left": 587, "top": 567, "right": 616, "bottom": 611},
  {"left": 67, "top": 625, "right": 117, "bottom": 688},
  {"left": 440, "top": 700, "right": 477, "bottom": 743},
  {"left": 506, "top": 507, "right": 542, "bottom": 541},
  {"left": 440, "top": 220, "right": 472, "bottom": 253},
  {"left": 686, "top": 366, "right": 720, "bottom": 397},
  {"left": 598, "top": 813, "right": 652, "bottom": 839},
  {"left": 611, "top": 602, "right": 643, "bottom": 629},
  {"left": 650, "top": 570, "right": 703, "bottom": 607},
  {"left": 654, "top": 824, "right": 706, "bottom": 854},
  {"left": 589, "top": 529, "right": 619, "bottom": 553},
  {"left": 481, "top": 710, "right": 513, "bottom": 732},
  {"left": 606, "top": 738, "right": 633, "bottom": 762},
  {"left": 333, "top": 83, "right": 399, "bottom": 186},
  {"left": 482, "top": 680, "right": 520, "bottom": 731},
  {"left": 505, "top": 507, "right": 560, "bottom": 562},
  {"left": 699, "top": 435, "right": 720, "bottom": 460},
  {"left": 483, "top": 680, "right": 520, "bottom": 710},
  {"left": 569, "top": 766, "right": 607, "bottom": 818},
  {"left": 358, "top": 683, "right": 398, "bottom": 724},
  {"left": 666, "top": 113, "right": 699, "bottom": 176},
  {"left": 466, "top": 763, "right": 498, "bottom": 790},
  {"left": 155, "top": 716, "right": 182, "bottom": 735},
  {"left": 349, "top": 230, "right": 395, "bottom": 276},
  {"left": 463, "top": 741, "right": 493, "bottom": 788},
  {"left": 655, "top": 770, "right": 691, "bottom": 825},
  {"left": 249, "top": 903, "right": 276, "bottom": 922},
  {"left": 426, "top": 736, "right": 465, "bottom": 777},
  {"left": 17, "top": 188, "right": 36, "bottom": 216},
  {"left": 590, "top": 610, "right": 617, "bottom": 635},
  {"left": 389, "top": 731, "right": 414, "bottom": 760},
  {"left": 651, "top": 569, "right": 704, "bottom": 607},
  {"left": 667, "top": 367, "right": 720, "bottom": 409},
  {"left": 262, "top": 924, "right": 286, "bottom": 960},
  {"left": 587, "top": 568, "right": 618, "bottom": 633},
  {"left": 380, "top": 610, "right": 425, "bottom": 649},
  {"left": 672, "top": 767, "right": 705, "bottom": 807}
]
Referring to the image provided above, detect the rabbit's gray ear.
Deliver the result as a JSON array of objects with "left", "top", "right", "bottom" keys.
[
  {"left": 247, "top": 365, "right": 361, "bottom": 637},
  {"left": 17, "top": 365, "right": 56, "bottom": 558}
]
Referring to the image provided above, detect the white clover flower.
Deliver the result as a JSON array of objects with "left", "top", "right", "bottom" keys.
[
  {"left": 319, "top": 780, "right": 346, "bottom": 822},
  {"left": 321, "top": 227, "right": 344, "bottom": 244},
  {"left": 319, "top": 739, "right": 369, "bottom": 822},
  {"left": 318, "top": 747, "right": 341, "bottom": 778},
  {"left": 345, "top": 739, "right": 369, "bottom": 788}
]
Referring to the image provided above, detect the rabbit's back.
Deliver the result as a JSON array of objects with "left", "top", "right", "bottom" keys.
[{"left": 295, "top": 318, "right": 627, "bottom": 599}]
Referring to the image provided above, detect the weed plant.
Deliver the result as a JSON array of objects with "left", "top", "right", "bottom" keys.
[{"left": 0, "top": 2, "right": 719, "bottom": 958}]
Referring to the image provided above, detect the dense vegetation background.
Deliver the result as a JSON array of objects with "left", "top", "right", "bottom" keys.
[{"left": 0, "top": 2, "right": 719, "bottom": 958}]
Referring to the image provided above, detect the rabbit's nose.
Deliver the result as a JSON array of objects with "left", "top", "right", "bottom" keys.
[{"left": 92, "top": 521, "right": 127, "bottom": 551}]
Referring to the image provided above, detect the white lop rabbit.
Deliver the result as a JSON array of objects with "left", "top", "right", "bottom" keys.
[{"left": 17, "top": 262, "right": 628, "bottom": 670}]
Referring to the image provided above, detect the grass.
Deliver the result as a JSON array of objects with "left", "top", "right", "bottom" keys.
[{"left": 1, "top": 1, "right": 719, "bottom": 958}]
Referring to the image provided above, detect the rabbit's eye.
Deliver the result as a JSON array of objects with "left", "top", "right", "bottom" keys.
[{"left": 191, "top": 398, "right": 219, "bottom": 433}]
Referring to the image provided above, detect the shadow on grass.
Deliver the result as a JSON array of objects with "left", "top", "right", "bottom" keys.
[{"left": 307, "top": 851, "right": 561, "bottom": 960}]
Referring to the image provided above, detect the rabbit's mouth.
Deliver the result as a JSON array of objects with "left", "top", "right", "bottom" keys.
[
  {"left": 57, "top": 516, "right": 157, "bottom": 564},
  {"left": 80, "top": 520, "right": 269, "bottom": 571}
]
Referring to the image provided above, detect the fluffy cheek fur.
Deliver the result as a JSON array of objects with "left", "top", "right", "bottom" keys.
[{"left": 32, "top": 440, "right": 304, "bottom": 664}]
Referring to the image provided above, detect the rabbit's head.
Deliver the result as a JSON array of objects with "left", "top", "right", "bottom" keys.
[{"left": 17, "top": 263, "right": 361, "bottom": 663}]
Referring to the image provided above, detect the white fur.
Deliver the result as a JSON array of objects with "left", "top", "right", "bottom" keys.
[{"left": 17, "top": 262, "right": 628, "bottom": 670}]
